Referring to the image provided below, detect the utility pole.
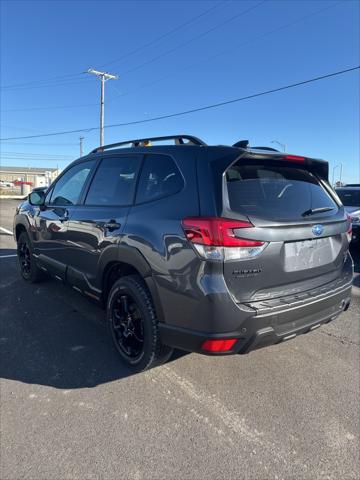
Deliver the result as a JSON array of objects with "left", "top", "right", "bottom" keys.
[
  {"left": 332, "top": 163, "right": 343, "bottom": 187},
  {"left": 87, "top": 68, "right": 118, "bottom": 146},
  {"left": 79, "top": 136, "right": 84, "bottom": 157}
]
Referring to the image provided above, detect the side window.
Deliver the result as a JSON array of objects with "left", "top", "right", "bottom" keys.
[
  {"left": 49, "top": 161, "right": 94, "bottom": 206},
  {"left": 136, "top": 154, "right": 184, "bottom": 204},
  {"left": 85, "top": 155, "right": 141, "bottom": 206}
]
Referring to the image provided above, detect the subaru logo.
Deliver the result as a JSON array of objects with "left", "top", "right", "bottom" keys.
[{"left": 312, "top": 224, "right": 324, "bottom": 236}]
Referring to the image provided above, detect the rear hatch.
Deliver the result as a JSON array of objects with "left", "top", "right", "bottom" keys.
[{"left": 221, "top": 151, "right": 350, "bottom": 303}]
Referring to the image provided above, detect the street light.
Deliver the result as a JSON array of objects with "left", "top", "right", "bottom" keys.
[
  {"left": 270, "top": 140, "right": 286, "bottom": 152},
  {"left": 332, "top": 163, "right": 343, "bottom": 187}
]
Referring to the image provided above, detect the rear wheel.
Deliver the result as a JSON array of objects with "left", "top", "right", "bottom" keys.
[
  {"left": 17, "top": 231, "right": 44, "bottom": 283},
  {"left": 107, "top": 275, "right": 173, "bottom": 372}
]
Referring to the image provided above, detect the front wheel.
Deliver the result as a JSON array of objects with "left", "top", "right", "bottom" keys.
[
  {"left": 107, "top": 275, "right": 173, "bottom": 372},
  {"left": 17, "top": 231, "right": 44, "bottom": 283}
]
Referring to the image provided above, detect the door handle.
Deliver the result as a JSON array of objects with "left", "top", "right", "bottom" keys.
[{"left": 103, "top": 220, "right": 121, "bottom": 231}]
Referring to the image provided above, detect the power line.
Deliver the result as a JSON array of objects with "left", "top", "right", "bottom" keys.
[
  {"left": 2, "top": 1, "right": 339, "bottom": 114},
  {"left": 0, "top": 1, "right": 227, "bottom": 92},
  {"left": 119, "top": 1, "right": 266, "bottom": 78},
  {"left": 0, "top": 141, "right": 79, "bottom": 145},
  {"left": 2, "top": 102, "right": 98, "bottom": 113},
  {"left": 0, "top": 72, "right": 85, "bottom": 90},
  {"left": 1, "top": 78, "right": 93, "bottom": 92},
  {"left": 0, "top": 66, "right": 358, "bottom": 141},
  {"left": 108, "top": 1, "right": 342, "bottom": 104},
  {"left": 1, "top": 151, "right": 73, "bottom": 157},
  {"left": 99, "top": 0, "right": 227, "bottom": 69}
]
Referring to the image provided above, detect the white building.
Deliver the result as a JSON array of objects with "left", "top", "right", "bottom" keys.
[{"left": 0, "top": 166, "right": 60, "bottom": 187}]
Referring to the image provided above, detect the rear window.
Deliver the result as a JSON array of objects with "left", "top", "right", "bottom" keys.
[
  {"left": 336, "top": 189, "right": 360, "bottom": 207},
  {"left": 226, "top": 164, "right": 338, "bottom": 221}
]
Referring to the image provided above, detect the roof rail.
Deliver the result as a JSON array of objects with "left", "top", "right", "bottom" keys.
[{"left": 90, "top": 135, "right": 207, "bottom": 154}]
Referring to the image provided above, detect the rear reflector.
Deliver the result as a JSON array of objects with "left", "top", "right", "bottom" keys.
[{"left": 201, "top": 338, "right": 237, "bottom": 352}]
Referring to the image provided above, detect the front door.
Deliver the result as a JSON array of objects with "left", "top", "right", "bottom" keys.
[{"left": 33, "top": 159, "right": 95, "bottom": 279}]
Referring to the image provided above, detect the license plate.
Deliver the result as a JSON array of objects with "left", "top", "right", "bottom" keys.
[{"left": 284, "top": 238, "right": 333, "bottom": 272}]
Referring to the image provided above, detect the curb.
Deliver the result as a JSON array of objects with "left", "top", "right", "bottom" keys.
[{"left": 0, "top": 196, "right": 26, "bottom": 200}]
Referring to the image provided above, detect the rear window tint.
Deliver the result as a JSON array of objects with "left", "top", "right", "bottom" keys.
[
  {"left": 85, "top": 155, "right": 141, "bottom": 206},
  {"left": 226, "top": 164, "right": 338, "bottom": 221},
  {"left": 136, "top": 154, "right": 184, "bottom": 204}
]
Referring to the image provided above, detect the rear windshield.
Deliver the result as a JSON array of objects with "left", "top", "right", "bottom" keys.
[
  {"left": 226, "top": 163, "right": 338, "bottom": 221},
  {"left": 336, "top": 189, "right": 360, "bottom": 207}
]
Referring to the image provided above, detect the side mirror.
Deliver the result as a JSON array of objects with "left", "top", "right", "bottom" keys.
[{"left": 29, "top": 190, "right": 46, "bottom": 206}]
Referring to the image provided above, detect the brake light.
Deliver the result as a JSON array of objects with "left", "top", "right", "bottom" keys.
[
  {"left": 282, "top": 154, "right": 306, "bottom": 162},
  {"left": 201, "top": 338, "right": 237, "bottom": 352},
  {"left": 346, "top": 214, "right": 352, "bottom": 243},
  {"left": 182, "top": 217, "right": 267, "bottom": 261},
  {"left": 182, "top": 217, "right": 262, "bottom": 247}
]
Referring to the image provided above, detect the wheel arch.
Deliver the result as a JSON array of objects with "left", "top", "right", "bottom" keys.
[
  {"left": 15, "top": 223, "right": 27, "bottom": 241},
  {"left": 99, "top": 245, "right": 165, "bottom": 323}
]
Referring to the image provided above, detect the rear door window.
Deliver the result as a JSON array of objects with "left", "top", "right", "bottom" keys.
[
  {"left": 136, "top": 154, "right": 184, "bottom": 204},
  {"left": 226, "top": 163, "right": 338, "bottom": 221},
  {"left": 85, "top": 155, "right": 141, "bottom": 206}
]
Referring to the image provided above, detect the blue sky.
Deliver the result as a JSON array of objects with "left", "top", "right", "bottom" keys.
[{"left": 1, "top": 0, "right": 359, "bottom": 183}]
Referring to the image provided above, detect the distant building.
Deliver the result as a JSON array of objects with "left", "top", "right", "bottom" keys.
[{"left": 0, "top": 166, "right": 60, "bottom": 187}]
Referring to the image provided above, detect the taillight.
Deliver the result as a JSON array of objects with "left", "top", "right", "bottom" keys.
[
  {"left": 346, "top": 214, "right": 352, "bottom": 243},
  {"left": 182, "top": 217, "right": 267, "bottom": 261}
]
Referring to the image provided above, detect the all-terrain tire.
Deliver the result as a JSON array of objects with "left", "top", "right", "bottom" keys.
[
  {"left": 17, "top": 231, "right": 44, "bottom": 283},
  {"left": 107, "top": 275, "right": 173, "bottom": 372}
]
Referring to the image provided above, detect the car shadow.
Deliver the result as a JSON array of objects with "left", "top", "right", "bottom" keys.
[
  {"left": 1, "top": 244, "right": 358, "bottom": 390},
  {"left": 0, "top": 252, "right": 188, "bottom": 390}
]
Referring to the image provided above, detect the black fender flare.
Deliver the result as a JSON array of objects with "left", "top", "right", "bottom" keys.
[{"left": 97, "top": 244, "right": 165, "bottom": 323}]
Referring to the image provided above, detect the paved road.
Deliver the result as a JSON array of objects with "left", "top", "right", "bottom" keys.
[{"left": 1, "top": 199, "right": 359, "bottom": 480}]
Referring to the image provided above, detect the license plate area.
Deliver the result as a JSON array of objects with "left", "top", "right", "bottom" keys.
[{"left": 284, "top": 237, "right": 333, "bottom": 272}]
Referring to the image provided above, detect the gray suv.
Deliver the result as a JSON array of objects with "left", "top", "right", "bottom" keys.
[{"left": 14, "top": 135, "right": 353, "bottom": 371}]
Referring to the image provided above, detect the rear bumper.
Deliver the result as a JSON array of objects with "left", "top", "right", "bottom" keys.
[{"left": 159, "top": 283, "right": 352, "bottom": 355}]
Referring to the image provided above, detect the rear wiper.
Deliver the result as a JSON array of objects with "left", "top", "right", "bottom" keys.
[{"left": 301, "top": 207, "right": 334, "bottom": 217}]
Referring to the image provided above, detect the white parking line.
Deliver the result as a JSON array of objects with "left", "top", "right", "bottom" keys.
[
  {"left": 0, "top": 255, "right": 17, "bottom": 259},
  {"left": 0, "top": 226, "right": 13, "bottom": 235}
]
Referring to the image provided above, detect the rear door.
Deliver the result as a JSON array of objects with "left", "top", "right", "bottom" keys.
[
  {"left": 64, "top": 154, "right": 142, "bottom": 294},
  {"left": 222, "top": 160, "right": 349, "bottom": 303}
]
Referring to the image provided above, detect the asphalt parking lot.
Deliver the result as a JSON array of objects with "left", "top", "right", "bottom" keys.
[{"left": 0, "top": 198, "right": 359, "bottom": 480}]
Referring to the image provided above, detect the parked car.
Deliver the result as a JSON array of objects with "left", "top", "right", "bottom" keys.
[
  {"left": 335, "top": 186, "right": 360, "bottom": 244},
  {"left": 14, "top": 135, "right": 353, "bottom": 371},
  {"left": 0, "top": 180, "right": 14, "bottom": 188}
]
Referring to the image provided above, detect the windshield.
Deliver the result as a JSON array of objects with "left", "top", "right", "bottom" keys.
[
  {"left": 226, "top": 163, "right": 339, "bottom": 222},
  {"left": 336, "top": 189, "right": 360, "bottom": 207}
]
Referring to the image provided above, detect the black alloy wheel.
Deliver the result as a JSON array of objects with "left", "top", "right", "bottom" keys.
[
  {"left": 107, "top": 275, "right": 173, "bottom": 371},
  {"left": 17, "top": 231, "right": 44, "bottom": 283},
  {"left": 111, "top": 291, "right": 144, "bottom": 360}
]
